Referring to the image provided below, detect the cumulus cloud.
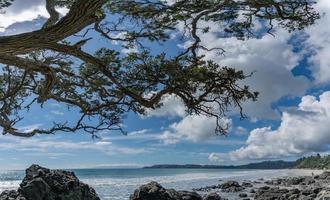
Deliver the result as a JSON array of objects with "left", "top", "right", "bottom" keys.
[
  {"left": 199, "top": 28, "right": 311, "bottom": 119},
  {"left": 145, "top": 94, "right": 186, "bottom": 118},
  {"left": 208, "top": 153, "right": 225, "bottom": 162},
  {"left": 234, "top": 126, "right": 248, "bottom": 136},
  {"left": 0, "top": 0, "right": 68, "bottom": 33},
  {"left": 148, "top": 14, "right": 314, "bottom": 121},
  {"left": 152, "top": 21, "right": 313, "bottom": 145},
  {"left": 228, "top": 91, "right": 330, "bottom": 160},
  {"left": 305, "top": 0, "right": 330, "bottom": 83},
  {"left": 159, "top": 114, "right": 232, "bottom": 144},
  {"left": 0, "top": 0, "right": 46, "bottom": 31}
]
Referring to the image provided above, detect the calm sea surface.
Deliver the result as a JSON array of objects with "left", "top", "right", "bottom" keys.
[{"left": 0, "top": 168, "right": 320, "bottom": 200}]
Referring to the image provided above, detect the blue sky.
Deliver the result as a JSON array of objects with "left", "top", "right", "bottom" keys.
[{"left": 1, "top": 0, "right": 330, "bottom": 170}]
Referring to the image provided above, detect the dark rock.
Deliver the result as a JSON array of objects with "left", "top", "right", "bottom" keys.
[
  {"left": 259, "top": 186, "right": 270, "bottom": 190},
  {"left": 283, "top": 177, "right": 305, "bottom": 186},
  {"left": 0, "top": 190, "right": 25, "bottom": 200},
  {"left": 288, "top": 188, "right": 300, "bottom": 195},
  {"left": 220, "top": 181, "right": 244, "bottom": 192},
  {"left": 265, "top": 179, "right": 282, "bottom": 185},
  {"left": 129, "top": 181, "right": 174, "bottom": 200},
  {"left": 203, "top": 193, "right": 221, "bottom": 200},
  {"left": 300, "top": 189, "right": 313, "bottom": 196},
  {"left": 0, "top": 164, "right": 99, "bottom": 200},
  {"left": 318, "top": 171, "right": 330, "bottom": 179},
  {"left": 313, "top": 187, "right": 322, "bottom": 194},
  {"left": 178, "top": 191, "right": 202, "bottom": 200},
  {"left": 193, "top": 185, "right": 220, "bottom": 192},
  {"left": 19, "top": 165, "right": 99, "bottom": 200},
  {"left": 238, "top": 193, "right": 248, "bottom": 198},
  {"left": 254, "top": 187, "right": 289, "bottom": 200},
  {"left": 130, "top": 182, "right": 202, "bottom": 200},
  {"left": 241, "top": 182, "right": 253, "bottom": 188}
]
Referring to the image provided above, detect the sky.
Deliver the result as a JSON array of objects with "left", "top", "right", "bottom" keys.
[{"left": 1, "top": 0, "right": 330, "bottom": 170}]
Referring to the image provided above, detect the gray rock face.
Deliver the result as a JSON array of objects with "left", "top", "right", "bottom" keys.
[
  {"left": 0, "top": 165, "right": 100, "bottom": 200},
  {"left": 129, "top": 181, "right": 174, "bottom": 200},
  {"left": 0, "top": 190, "right": 25, "bottom": 200},
  {"left": 220, "top": 181, "right": 244, "bottom": 192},
  {"left": 318, "top": 171, "right": 330, "bottom": 179},
  {"left": 316, "top": 190, "right": 330, "bottom": 200},
  {"left": 203, "top": 193, "right": 222, "bottom": 200},
  {"left": 241, "top": 182, "right": 253, "bottom": 188},
  {"left": 129, "top": 181, "right": 204, "bottom": 200},
  {"left": 254, "top": 187, "right": 290, "bottom": 200}
]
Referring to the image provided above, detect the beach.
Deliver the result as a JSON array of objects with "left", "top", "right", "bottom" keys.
[{"left": 0, "top": 168, "right": 323, "bottom": 200}]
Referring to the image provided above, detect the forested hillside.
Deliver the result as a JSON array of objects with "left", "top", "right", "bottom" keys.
[{"left": 296, "top": 154, "right": 330, "bottom": 169}]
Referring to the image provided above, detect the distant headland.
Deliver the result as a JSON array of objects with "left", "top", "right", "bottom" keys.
[{"left": 145, "top": 154, "right": 330, "bottom": 170}]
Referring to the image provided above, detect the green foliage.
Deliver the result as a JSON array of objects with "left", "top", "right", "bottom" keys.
[
  {"left": 296, "top": 154, "right": 330, "bottom": 169},
  {"left": 0, "top": 0, "right": 320, "bottom": 137}
]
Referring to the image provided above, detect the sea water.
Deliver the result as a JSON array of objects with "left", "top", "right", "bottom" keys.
[{"left": 0, "top": 168, "right": 319, "bottom": 200}]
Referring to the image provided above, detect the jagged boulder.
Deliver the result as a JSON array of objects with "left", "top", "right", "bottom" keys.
[
  {"left": 0, "top": 190, "right": 25, "bottom": 200},
  {"left": 316, "top": 190, "right": 330, "bottom": 200},
  {"left": 220, "top": 181, "right": 244, "bottom": 192},
  {"left": 129, "top": 181, "right": 174, "bottom": 200},
  {"left": 0, "top": 164, "right": 100, "bottom": 200},
  {"left": 317, "top": 171, "right": 330, "bottom": 180},
  {"left": 203, "top": 193, "right": 222, "bottom": 200},
  {"left": 130, "top": 181, "right": 203, "bottom": 200},
  {"left": 254, "top": 187, "right": 290, "bottom": 200}
]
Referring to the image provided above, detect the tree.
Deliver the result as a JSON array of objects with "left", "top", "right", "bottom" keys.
[{"left": 0, "top": 0, "right": 319, "bottom": 137}]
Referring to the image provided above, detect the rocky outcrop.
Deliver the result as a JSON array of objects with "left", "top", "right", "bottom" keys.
[
  {"left": 0, "top": 164, "right": 99, "bottom": 200},
  {"left": 130, "top": 171, "right": 330, "bottom": 200},
  {"left": 316, "top": 190, "right": 330, "bottom": 200},
  {"left": 129, "top": 181, "right": 203, "bottom": 200},
  {"left": 219, "top": 181, "right": 244, "bottom": 192},
  {"left": 317, "top": 171, "right": 330, "bottom": 179},
  {"left": 254, "top": 187, "right": 290, "bottom": 200},
  {"left": 203, "top": 193, "right": 222, "bottom": 200},
  {"left": 130, "top": 181, "right": 227, "bottom": 200}
]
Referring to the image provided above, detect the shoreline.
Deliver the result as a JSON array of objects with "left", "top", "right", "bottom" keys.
[
  {"left": 130, "top": 168, "right": 329, "bottom": 200},
  {"left": 0, "top": 168, "right": 328, "bottom": 199}
]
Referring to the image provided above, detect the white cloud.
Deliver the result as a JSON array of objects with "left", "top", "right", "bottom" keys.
[
  {"left": 159, "top": 130, "right": 182, "bottom": 145},
  {"left": 148, "top": 15, "right": 312, "bottom": 121},
  {"left": 0, "top": 134, "right": 146, "bottom": 155},
  {"left": 305, "top": 0, "right": 330, "bottom": 83},
  {"left": 145, "top": 94, "right": 186, "bottom": 118},
  {"left": 159, "top": 114, "right": 232, "bottom": 144},
  {"left": 234, "top": 126, "right": 248, "bottom": 136},
  {"left": 127, "top": 129, "right": 150, "bottom": 136},
  {"left": 228, "top": 91, "right": 330, "bottom": 161},
  {"left": 208, "top": 153, "right": 224, "bottom": 162},
  {"left": 0, "top": 5, "right": 46, "bottom": 32},
  {"left": 0, "top": 0, "right": 68, "bottom": 33},
  {"left": 199, "top": 28, "right": 310, "bottom": 119}
]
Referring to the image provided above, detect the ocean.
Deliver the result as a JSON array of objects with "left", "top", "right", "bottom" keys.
[{"left": 0, "top": 168, "right": 319, "bottom": 199}]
